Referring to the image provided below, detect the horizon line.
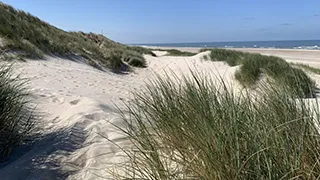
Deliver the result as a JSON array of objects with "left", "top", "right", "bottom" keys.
[{"left": 130, "top": 39, "right": 320, "bottom": 45}]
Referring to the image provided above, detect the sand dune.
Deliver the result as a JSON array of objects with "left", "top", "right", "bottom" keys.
[
  {"left": 1, "top": 48, "right": 320, "bottom": 179},
  {"left": 0, "top": 51, "right": 237, "bottom": 179}
]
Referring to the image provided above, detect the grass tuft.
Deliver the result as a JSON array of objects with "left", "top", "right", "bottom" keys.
[
  {"left": 200, "top": 48, "right": 248, "bottom": 66},
  {"left": 122, "top": 50, "right": 147, "bottom": 68},
  {"left": 151, "top": 48, "right": 197, "bottom": 56},
  {"left": 292, "top": 63, "right": 320, "bottom": 75},
  {"left": 165, "top": 49, "right": 197, "bottom": 56},
  {"left": 115, "top": 71, "right": 320, "bottom": 179},
  {"left": 202, "top": 49, "right": 316, "bottom": 97},
  {"left": 126, "top": 46, "right": 157, "bottom": 57},
  {"left": 0, "top": 63, "right": 36, "bottom": 161},
  {"left": 234, "top": 54, "right": 315, "bottom": 97}
]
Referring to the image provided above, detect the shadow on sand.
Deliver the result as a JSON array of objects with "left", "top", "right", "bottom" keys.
[{"left": 0, "top": 125, "right": 87, "bottom": 180}]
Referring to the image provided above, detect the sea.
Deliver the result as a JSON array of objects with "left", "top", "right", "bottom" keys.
[{"left": 137, "top": 40, "right": 320, "bottom": 50}]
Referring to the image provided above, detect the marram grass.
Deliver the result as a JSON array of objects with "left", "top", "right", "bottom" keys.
[
  {"left": 0, "top": 64, "right": 36, "bottom": 161},
  {"left": 202, "top": 48, "right": 316, "bottom": 97},
  {"left": 0, "top": 3, "right": 152, "bottom": 71},
  {"left": 114, "top": 71, "right": 320, "bottom": 180}
]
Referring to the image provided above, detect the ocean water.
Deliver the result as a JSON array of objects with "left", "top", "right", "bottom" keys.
[{"left": 138, "top": 40, "right": 320, "bottom": 50}]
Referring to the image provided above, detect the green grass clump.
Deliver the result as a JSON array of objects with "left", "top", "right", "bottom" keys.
[
  {"left": 126, "top": 46, "right": 157, "bottom": 57},
  {"left": 122, "top": 50, "right": 147, "bottom": 68},
  {"left": 151, "top": 48, "right": 197, "bottom": 56},
  {"left": 105, "top": 50, "right": 128, "bottom": 72},
  {"left": 116, "top": 72, "right": 320, "bottom": 179},
  {"left": 202, "top": 54, "right": 210, "bottom": 60},
  {"left": 0, "top": 2, "right": 151, "bottom": 71},
  {"left": 200, "top": 48, "right": 248, "bottom": 66},
  {"left": 165, "top": 49, "right": 197, "bottom": 56},
  {"left": 234, "top": 54, "right": 288, "bottom": 85},
  {"left": 105, "top": 49, "right": 147, "bottom": 72},
  {"left": 201, "top": 49, "right": 316, "bottom": 97},
  {"left": 0, "top": 64, "right": 36, "bottom": 161},
  {"left": 292, "top": 63, "right": 320, "bottom": 75},
  {"left": 234, "top": 54, "right": 315, "bottom": 97}
]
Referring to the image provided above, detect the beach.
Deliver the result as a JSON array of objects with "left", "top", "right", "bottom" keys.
[
  {"left": 147, "top": 46, "right": 320, "bottom": 67},
  {"left": 0, "top": 50, "right": 234, "bottom": 179},
  {"left": 1, "top": 0, "right": 320, "bottom": 178},
  {"left": 0, "top": 47, "right": 319, "bottom": 179}
]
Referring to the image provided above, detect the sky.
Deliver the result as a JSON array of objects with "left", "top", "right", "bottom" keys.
[{"left": 2, "top": 0, "right": 320, "bottom": 44}]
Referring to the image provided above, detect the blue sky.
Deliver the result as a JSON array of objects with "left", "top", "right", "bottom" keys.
[{"left": 2, "top": 0, "right": 320, "bottom": 44}]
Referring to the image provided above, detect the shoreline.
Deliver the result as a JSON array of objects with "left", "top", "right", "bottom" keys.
[{"left": 143, "top": 45, "right": 320, "bottom": 52}]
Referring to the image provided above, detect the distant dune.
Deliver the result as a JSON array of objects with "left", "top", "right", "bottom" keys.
[{"left": 0, "top": 2, "right": 155, "bottom": 72}]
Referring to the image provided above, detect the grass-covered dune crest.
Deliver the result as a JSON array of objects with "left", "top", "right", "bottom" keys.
[
  {"left": 201, "top": 48, "right": 316, "bottom": 97},
  {"left": 115, "top": 71, "right": 320, "bottom": 179},
  {"left": 0, "top": 2, "right": 155, "bottom": 72}
]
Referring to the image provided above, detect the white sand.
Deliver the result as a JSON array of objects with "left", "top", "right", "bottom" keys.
[
  {"left": 1, "top": 48, "right": 320, "bottom": 179},
  {"left": 0, "top": 51, "right": 237, "bottom": 179}
]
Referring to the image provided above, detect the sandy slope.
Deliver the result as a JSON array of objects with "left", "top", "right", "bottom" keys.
[
  {"left": 1, "top": 48, "right": 320, "bottom": 179},
  {"left": 0, "top": 51, "right": 238, "bottom": 180}
]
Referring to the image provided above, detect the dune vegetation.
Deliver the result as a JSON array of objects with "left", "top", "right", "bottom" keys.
[
  {"left": 164, "top": 49, "right": 197, "bottom": 56},
  {"left": 201, "top": 48, "right": 316, "bottom": 97},
  {"left": 292, "top": 63, "right": 320, "bottom": 75},
  {"left": 0, "top": 2, "right": 155, "bottom": 72},
  {"left": 0, "top": 64, "right": 36, "bottom": 161},
  {"left": 117, "top": 72, "right": 320, "bottom": 179},
  {"left": 0, "top": 2, "right": 320, "bottom": 179},
  {"left": 200, "top": 48, "right": 249, "bottom": 66},
  {"left": 152, "top": 48, "right": 197, "bottom": 56}
]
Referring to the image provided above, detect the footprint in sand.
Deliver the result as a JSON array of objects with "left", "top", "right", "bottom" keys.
[
  {"left": 52, "top": 116, "right": 60, "bottom": 123},
  {"left": 70, "top": 99, "right": 80, "bottom": 105},
  {"left": 51, "top": 97, "right": 65, "bottom": 104},
  {"left": 84, "top": 112, "right": 105, "bottom": 121}
]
